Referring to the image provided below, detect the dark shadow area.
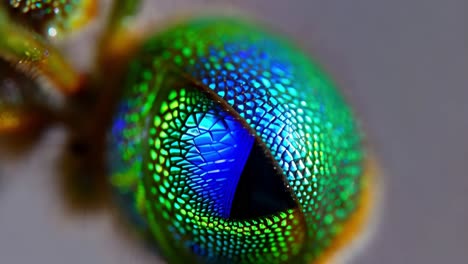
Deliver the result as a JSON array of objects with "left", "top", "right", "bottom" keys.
[
  {"left": 230, "top": 139, "right": 297, "bottom": 220},
  {"left": 56, "top": 131, "right": 111, "bottom": 214},
  {"left": 0, "top": 59, "right": 51, "bottom": 156}
]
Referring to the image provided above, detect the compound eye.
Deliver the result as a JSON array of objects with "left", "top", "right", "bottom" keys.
[
  {"left": 7, "top": 0, "right": 96, "bottom": 37},
  {"left": 108, "top": 18, "right": 368, "bottom": 264}
]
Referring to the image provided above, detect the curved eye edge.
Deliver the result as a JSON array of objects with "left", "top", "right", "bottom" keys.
[
  {"left": 108, "top": 17, "right": 368, "bottom": 264},
  {"left": 109, "top": 74, "right": 308, "bottom": 262}
]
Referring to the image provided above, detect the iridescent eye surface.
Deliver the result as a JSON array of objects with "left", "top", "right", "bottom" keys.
[
  {"left": 7, "top": 0, "right": 95, "bottom": 36},
  {"left": 108, "top": 18, "right": 369, "bottom": 263}
]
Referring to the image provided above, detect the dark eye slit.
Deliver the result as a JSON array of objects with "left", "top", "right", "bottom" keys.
[{"left": 229, "top": 138, "right": 297, "bottom": 220}]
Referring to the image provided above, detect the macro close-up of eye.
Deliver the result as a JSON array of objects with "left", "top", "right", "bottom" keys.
[
  {"left": 107, "top": 18, "right": 371, "bottom": 263},
  {"left": 1, "top": 1, "right": 467, "bottom": 264}
]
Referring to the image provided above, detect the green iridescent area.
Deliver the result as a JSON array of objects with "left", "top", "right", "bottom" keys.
[{"left": 108, "top": 18, "right": 365, "bottom": 263}]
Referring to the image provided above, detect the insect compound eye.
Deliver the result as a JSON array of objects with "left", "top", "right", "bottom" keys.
[
  {"left": 7, "top": 0, "right": 95, "bottom": 37},
  {"left": 108, "top": 18, "right": 367, "bottom": 264}
]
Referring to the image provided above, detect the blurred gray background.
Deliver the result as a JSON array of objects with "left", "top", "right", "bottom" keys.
[{"left": 1, "top": 0, "right": 467, "bottom": 263}]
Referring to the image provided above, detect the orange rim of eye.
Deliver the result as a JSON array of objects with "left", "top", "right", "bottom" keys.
[{"left": 315, "top": 157, "right": 379, "bottom": 264}]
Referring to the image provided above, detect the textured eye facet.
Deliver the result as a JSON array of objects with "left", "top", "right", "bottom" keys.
[
  {"left": 108, "top": 18, "right": 368, "bottom": 264},
  {"left": 7, "top": 0, "right": 95, "bottom": 37}
]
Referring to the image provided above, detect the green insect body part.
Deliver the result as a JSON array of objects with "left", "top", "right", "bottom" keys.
[{"left": 108, "top": 18, "right": 368, "bottom": 264}]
